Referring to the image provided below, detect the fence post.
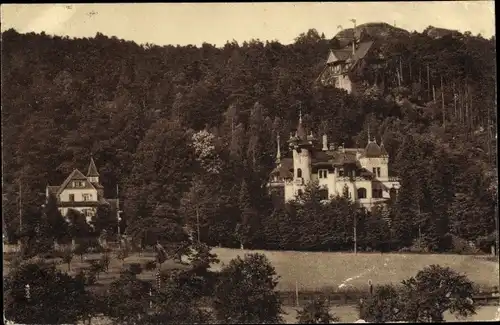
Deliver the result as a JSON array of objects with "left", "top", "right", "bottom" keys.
[{"left": 295, "top": 281, "right": 299, "bottom": 307}]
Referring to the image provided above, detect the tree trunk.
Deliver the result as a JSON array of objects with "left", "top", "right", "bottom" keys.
[
  {"left": 441, "top": 75, "right": 445, "bottom": 128},
  {"left": 427, "top": 64, "right": 431, "bottom": 100}
]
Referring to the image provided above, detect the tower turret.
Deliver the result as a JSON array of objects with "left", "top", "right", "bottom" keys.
[{"left": 87, "top": 155, "right": 100, "bottom": 184}]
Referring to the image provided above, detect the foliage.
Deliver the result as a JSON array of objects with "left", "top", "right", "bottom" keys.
[
  {"left": 107, "top": 271, "right": 152, "bottom": 325},
  {"left": 1, "top": 27, "right": 496, "bottom": 253},
  {"left": 358, "top": 284, "right": 404, "bottom": 323},
  {"left": 296, "top": 298, "right": 340, "bottom": 324},
  {"left": 360, "top": 264, "right": 477, "bottom": 323},
  {"left": 400, "top": 264, "right": 476, "bottom": 322},
  {"left": 4, "top": 260, "right": 92, "bottom": 324},
  {"left": 213, "top": 253, "right": 283, "bottom": 324}
]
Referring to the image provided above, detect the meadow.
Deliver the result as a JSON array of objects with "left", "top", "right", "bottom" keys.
[
  {"left": 210, "top": 248, "right": 500, "bottom": 292},
  {"left": 4, "top": 247, "right": 499, "bottom": 292}
]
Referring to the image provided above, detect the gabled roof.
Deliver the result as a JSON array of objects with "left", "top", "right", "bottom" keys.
[
  {"left": 328, "top": 41, "right": 375, "bottom": 66},
  {"left": 87, "top": 156, "right": 99, "bottom": 177},
  {"left": 56, "top": 169, "right": 96, "bottom": 196}
]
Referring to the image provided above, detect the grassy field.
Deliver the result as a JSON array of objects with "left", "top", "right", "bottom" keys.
[
  {"left": 4, "top": 247, "right": 499, "bottom": 293},
  {"left": 210, "top": 248, "right": 500, "bottom": 292}
]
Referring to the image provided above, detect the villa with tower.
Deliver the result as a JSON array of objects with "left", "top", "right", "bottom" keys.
[
  {"left": 45, "top": 156, "right": 118, "bottom": 222},
  {"left": 268, "top": 114, "right": 400, "bottom": 211}
]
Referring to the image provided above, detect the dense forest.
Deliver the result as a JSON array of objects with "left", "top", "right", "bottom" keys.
[{"left": 1, "top": 24, "right": 497, "bottom": 253}]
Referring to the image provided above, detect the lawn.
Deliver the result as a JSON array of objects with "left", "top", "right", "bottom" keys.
[{"left": 210, "top": 248, "right": 500, "bottom": 292}]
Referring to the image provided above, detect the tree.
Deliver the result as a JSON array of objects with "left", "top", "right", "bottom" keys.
[
  {"left": 67, "top": 209, "right": 92, "bottom": 241},
  {"left": 59, "top": 246, "right": 74, "bottom": 271},
  {"left": 117, "top": 244, "right": 130, "bottom": 266},
  {"left": 213, "top": 253, "right": 283, "bottom": 324},
  {"left": 107, "top": 271, "right": 151, "bottom": 325},
  {"left": 92, "top": 204, "right": 115, "bottom": 237},
  {"left": 235, "top": 180, "right": 259, "bottom": 249},
  {"left": 400, "top": 265, "right": 476, "bottom": 322},
  {"left": 4, "top": 260, "right": 91, "bottom": 324},
  {"left": 358, "top": 284, "right": 404, "bottom": 323},
  {"left": 145, "top": 269, "right": 213, "bottom": 324},
  {"left": 296, "top": 298, "right": 340, "bottom": 324},
  {"left": 360, "top": 265, "right": 477, "bottom": 323},
  {"left": 44, "top": 193, "right": 70, "bottom": 243},
  {"left": 74, "top": 240, "right": 90, "bottom": 262}
]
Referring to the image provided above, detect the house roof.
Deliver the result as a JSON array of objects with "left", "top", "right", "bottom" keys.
[
  {"left": 87, "top": 156, "right": 99, "bottom": 177},
  {"left": 56, "top": 169, "right": 96, "bottom": 196},
  {"left": 380, "top": 142, "right": 388, "bottom": 157},
  {"left": 270, "top": 163, "right": 294, "bottom": 179},
  {"left": 364, "top": 141, "right": 382, "bottom": 158},
  {"left": 328, "top": 41, "right": 375, "bottom": 65}
]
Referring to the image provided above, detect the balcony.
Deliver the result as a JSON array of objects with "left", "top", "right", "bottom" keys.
[{"left": 294, "top": 178, "right": 304, "bottom": 185}]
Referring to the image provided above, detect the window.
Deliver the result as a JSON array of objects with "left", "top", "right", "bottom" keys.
[
  {"left": 83, "top": 193, "right": 92, "bottom": 201},
  {"left": 339, "top": 168, "right": 344, "bottom": 177},
  {"left": 357, "top": 188, "right": 367, "bottom": 199},
  {"left": 372, "top": 168, "right": 381, "bottom": 177},
  {"left": 297, "top": 189, "right": 303, "bottom": 197},
  {"left": 73, "top": 181, "right": 84, "bottom": 188},
  {"left": 319, "top": 188, "right": 329, "bottom": 201},
  {"left": 69, "top": 194, "right": 75, "bottom": 202},
  {"left": 377, "top": 167, "right": 381, "bottom": 177},
  {"left": 372, "top": 189, "right": 383, "bottom": 198},
  {"left": 297, "top": 168, "right": 302, "bottom": 178},
  {"left": 318, "top": 169, "right": 328, "bottom": 179}
]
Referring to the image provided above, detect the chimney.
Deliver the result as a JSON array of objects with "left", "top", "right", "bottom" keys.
[{"left": 322, "top": 134, "right": 328, "bottom": 151}]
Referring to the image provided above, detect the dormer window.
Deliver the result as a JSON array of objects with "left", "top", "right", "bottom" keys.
[
  {"left": 318, "top": 169, "right": 328, "bottom": 179},
  {"left": 73, "top": 181, "right": 84, "bottom": 188}
]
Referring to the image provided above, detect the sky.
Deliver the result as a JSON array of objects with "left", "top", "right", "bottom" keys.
[{"left": 1, "top": 2, "right": 495, "bottom": 47}]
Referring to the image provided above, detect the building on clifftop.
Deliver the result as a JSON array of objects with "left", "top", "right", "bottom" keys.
[
  {"left": 46, "top": 156, "right": 117, "bottom": 222},
  {"left": 267, "top": 114, "right": 400, "bottom": 211},
  {"left": 317, "top": 30, "right": 387, "bottom": 95}
]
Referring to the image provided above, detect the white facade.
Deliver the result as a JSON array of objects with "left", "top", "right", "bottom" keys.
[
  {"left": 269, "top": 118, "right": 400, "bottom": 211},
  {"left": 46, "top": 157, "right": 109, "bottom": 223}
]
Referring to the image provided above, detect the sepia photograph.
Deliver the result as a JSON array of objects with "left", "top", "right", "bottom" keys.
[{"left": 1, "top": 2, "right": 498, "bottom": 324}]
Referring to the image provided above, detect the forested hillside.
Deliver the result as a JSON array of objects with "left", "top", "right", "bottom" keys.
[{"left": 1, "top": 26, "right": 496, "bottom": 252}]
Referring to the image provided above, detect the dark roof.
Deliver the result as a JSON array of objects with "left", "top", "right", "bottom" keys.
[
  {"left": 56, "top": 169, "right": 95, "bottom": 196},
  {"left": 92, "top": 182, "right": 104, "bottom": 189},
  {"left": 328, "top": 41, "right": 375, "bottom": 65},
  {"left": 380, "top": 142, "right": 388, "bottom": 156},
  {"left": 87, "top": 156, "right": 99, "bottom": 177},
  {"left": 364, "top": 141, "right": 382, "bottom": 158},
  {"left": 270, "top": 164, "right": 294, "bottom": 179},
  {"left": 296, "top": 121, "right": 306, "bottom": 140}
]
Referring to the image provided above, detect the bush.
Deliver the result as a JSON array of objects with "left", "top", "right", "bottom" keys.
[
  {"left": 449, "top": 235, "right": 482, "bottom": 255},
  {"left": 144, "top": 260, "right": 157, "bottom": 271}
]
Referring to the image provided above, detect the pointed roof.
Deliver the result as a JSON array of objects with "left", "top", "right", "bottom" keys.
[
  {"left": 56, "top": 169, "right": 93, "bottom": 196},
  {"left": 87, "top": 156, "right": 99, "bottom": 177},
  {"left": 296, "top": 111, "right": 306, "bottom": 140},
  {"left": 380, "top": 141, "right": 388, "bottom": 157}
]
